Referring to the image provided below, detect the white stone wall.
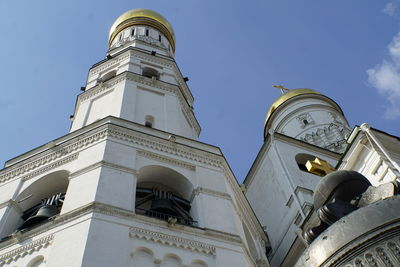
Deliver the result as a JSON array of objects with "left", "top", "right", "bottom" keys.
[
  {"left": 0, "top": 118, "right": 268, "bottom": 266},
  {"left": 245, "top": 135, "right": 340, "bottom": 266},
  {"left": 266, "top": 95, "right": 351, "bottom": 153},
  {"left": 70, "top": 49, "right": 199, "bottom": 139}
]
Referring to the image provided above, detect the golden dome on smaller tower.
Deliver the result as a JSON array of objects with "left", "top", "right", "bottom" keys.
[
  {"left": 265, "top": 88, "right": 321, "bottom": 125},
  {"left": 108, "top": 9, "right": 176, "bottom": 53}
]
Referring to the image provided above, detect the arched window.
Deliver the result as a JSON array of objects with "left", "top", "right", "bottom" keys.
[
  {"left": 295, "top": 153, "right": 317, "bottom": 172},
  {"left": 145, "top": 29, "right": 149, "bottom": 36},
  {"left": 27, "top": 256, "right": 45, "bottom": 267},
  {"left": 142, "top": 67, "right": 159, "bottom": 79},
  {"left": 135, "top": 166, "right": 195, "bottom": 226},
  {"left": 101, "top": 70, "right": 117, "bottom": 82},
  {"left": 131, "top": 28, "right": 135, "bottom": 36},
  {"left": 144, "top": 115, "right": 154, "bottom": 128}
]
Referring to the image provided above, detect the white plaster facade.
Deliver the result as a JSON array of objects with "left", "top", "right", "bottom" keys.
[
  {"left": 265, "top": 93, "right": 351, "bottom": 153},
  {"left": 0, "top": 10, "right": 269, "bottom": 267},
  {"left": 244, "top": 132, "right": 341, "bottom": 266},
  {"left": 338, "top": 124, "right": 400, "bottom": 186}
]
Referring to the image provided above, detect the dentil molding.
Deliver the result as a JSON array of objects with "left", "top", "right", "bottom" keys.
[
  {"left": 129, "top": 227, "right": 216, "bottom": 255},
  {"left": 0, "top": 234, "right": 53, "bottom": 265}
]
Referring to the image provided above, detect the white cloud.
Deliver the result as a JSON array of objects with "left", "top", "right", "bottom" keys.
[
  {"left": 367, "top": 33, "right": 400, "bottom": 120},
  {"left": 382, "top": 2, "right": 397, "bottom": 16}
]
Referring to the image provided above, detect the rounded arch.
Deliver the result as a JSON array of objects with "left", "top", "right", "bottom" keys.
[
  {"left": 295, "top": 153, "right": 317, "bottom": 172},
  {"left": 0, "top": 170, "right": 71, "bottom": 236},
  {"left": 101, "top": 70, "right": 117, "bottom": 82},
  {"left": 142, "top": 67, "right": 160, "bottom": 79},
  {"left": 16, "top": 170, "right": 70, "bottom": 211},
  {"left": 191, "top": 259, "right": 208, "bottom": 267},
  {"left": 26, "top": 255, "right": 45, "bottom": 267},
  {"left": 131, "top": 247, "right": 155, "bottom": 266},
  {"left": 161, "top": 253, "right": 182, "bottom": 267},
  {"left": 137, "top": 165, "right": 193, "bottom": 199}
]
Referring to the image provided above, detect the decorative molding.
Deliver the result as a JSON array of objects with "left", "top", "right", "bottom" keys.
[
  {"left": 193, "top": 187, "right": 231, "bottom": 201},
  {"left": 70, "top": 160, "right": 137, "bottom": 179},
  {"left": 89, "top": 53, "right": 131, "bottom": 76},
  {"left": 0, "top": 121, "right": 219, "bottom": 186},
  {"left": 79, "top": 81, "right": 120, "bottom": 102},
  {"left": 22, "top": 153, "right": 78, "bottom": 181},
  {"left": 107, "top": 125, "right": 222, "bottom": 168},
  {"left": 0, "top": 234, "right": 53, "bottom": 264},
  {"left": 137, "top": 150, "right": 195, "bottom": 171},
  {"left": 129, "top": 227, "right": 216, "bottom": 255},
  {"left": 0, "top": 128, "right": 108, "bottom": 184}
]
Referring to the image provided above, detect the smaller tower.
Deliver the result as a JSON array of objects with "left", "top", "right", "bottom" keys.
[
  {"left": 245, "top": 88, "right": 350, "bottom": 266},
  {"left": 264, "top": 88, "right": 351, "bottom": 153}
]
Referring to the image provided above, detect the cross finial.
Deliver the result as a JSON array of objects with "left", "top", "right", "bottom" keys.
[{"left": 273, "top": 85, "right": 290, "bottom": 94}]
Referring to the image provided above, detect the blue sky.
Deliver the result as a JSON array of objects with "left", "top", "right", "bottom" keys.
[{"left": 0, "top": 0, "right": 399, "bottom": 181}]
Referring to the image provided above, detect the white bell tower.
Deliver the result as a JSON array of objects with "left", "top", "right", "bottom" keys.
[
  {"left": 0, "top": 9, "right": 269, "bottom": 267},
  {"left": 245, "top": 88, "right": 351, "bottom": 266}
]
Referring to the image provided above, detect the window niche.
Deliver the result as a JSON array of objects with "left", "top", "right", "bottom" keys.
[
  {"left": 297, "top": 113, "right": 314, "bottom": 128},
  {"left": 101, "top": 70, "right": 117, "bottom": 82},
  {"left": 135, "top": 166, "right": 195, "bottom": 226},
  {"left": 142, "top": 67, "right": 160, "bottom": 80},
  {"left": 295, "top": 153, "right": 317, "bottom": 172},
  {"left": 144, "top": 115, "right": 154, "bottom": 128}
]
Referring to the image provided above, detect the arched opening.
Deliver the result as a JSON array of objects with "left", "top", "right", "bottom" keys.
[
  {"left": 131, "top": 247, "right": 155, "bottom": 266},
  {"left": 144, "top": 115, "right": 154, "bottom": 128},
  {"left": 142, "top": 67, "right": 159, "bottom": 79},
  {"left": 135, "top": 166, "right": 195, "bottom": 226},
  {"left": 14, "top": 171, "right": 70, "bottom": 233},
  {"left": 101, "top": 70, "right": 117, "bottom": 82},
  {"left": 191, "top": 260, "right": 208, "bottom": 267},
  {"left": 161, "top": 254, "right": 182, "bottom": 267},
  {"left": 27, "top": 255, "right": 45, "bottom": 267},
  {"left": 295, "top": 153, "right": 317, "bottom": 172}
]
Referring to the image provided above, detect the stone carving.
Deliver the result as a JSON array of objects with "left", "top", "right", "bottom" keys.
[
  {"left": 22, "top": 153, "right": 78, "bottom": 181},
  {"left": 296, "top": 113, "right": 314, "bottom": 128},
  {"left": 0, "top": 234, "right": 53, "bottom": 265},
  {"left": 301, "top": 123, "right": 351, "bottom": 153},
  {"left": 129, "top": 227, "right": 216, "bottom": 255}
]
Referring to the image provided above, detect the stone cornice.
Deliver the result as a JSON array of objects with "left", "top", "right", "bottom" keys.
[
  {"left": 0, "top": 119, "right": 220, "bottom": 185},
  {"left": 0, "top": 127, "right": 108, "bottom": 184},
  {"left": 22, "top": 153, "right": 78, "bottom": 181},
  {"left": 70, "top": 160, "right": 137, "bottom": 179},
  {"left": 0, "top": 202, "right": 243, "bottom": 253},
  {"left": 137, "top": 150, "right": 195, "bottom": 171},
  {"left": 129, "top": 227, "right": 216, "bottom": 255},
  {"left": 0, "top": 234, "right": 54, "bottom": 264},
  {"left": 192, "top": 187, "right": 231, "bottom": 201},
  {"left": 107, "top": 124, "right": 222, "bottom": 169}
]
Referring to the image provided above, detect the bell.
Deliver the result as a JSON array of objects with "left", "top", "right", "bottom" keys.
[
  {"left": 18, "top": 205, "right": 59, "bottom": 230},
  {"left": 150, "top": 198, "right": 177, "bottom": 217}
]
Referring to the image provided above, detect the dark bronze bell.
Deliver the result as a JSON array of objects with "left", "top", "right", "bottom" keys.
[
  {"left": 18, "top": 205, "right": 59, "bottom": 230},
  {"left": 150, "top": 198, "right": 177, "bottom": 217}
]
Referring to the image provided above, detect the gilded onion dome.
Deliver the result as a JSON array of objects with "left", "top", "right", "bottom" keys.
[
  {"left": 108, "top": 9, "right": 176, "bottom": 53},
  {"left": 265, "top": 88, "right": 322, "bottom": 125}
]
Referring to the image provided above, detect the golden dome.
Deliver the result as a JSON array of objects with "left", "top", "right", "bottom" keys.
[
  {"left": 108, "top": 9, "right": 176, "bottom": 53},
  {"left": 265, "top": 88, "right": 321, "bottom": 124}
]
